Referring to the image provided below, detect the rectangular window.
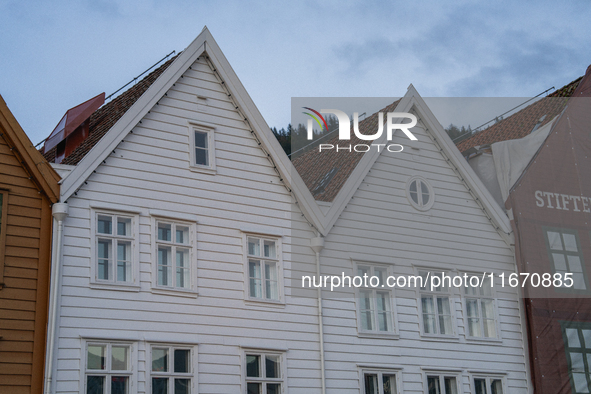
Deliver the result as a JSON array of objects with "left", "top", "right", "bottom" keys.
[
  {"left": 472, "top": 376, "right": 504, "bottom": 394},
  {"left": 246, "top": 236, "right": 281, "bottom": 301},
  {"left": 563, "top": 324, "right": 591, "bottom": 394},
  {"left": 150, "top": 345, "right": 194, "bottom": 394},
  {"left": 464, "top": 275, "right": 497, "bottom": 339},
  {"left": 545, "top": 229, "right": 587, "bottom": 290},
  {"left": 85, "top": 342, "right": 132, "bottom": 394},
  {"left": 363, "top": 370, "right": 398, "bottom": 394},
  {"left": 426, "top": 374, "right": 458, "bottom": 394},
  {"left": 357, "top": 264, "right": 395, "bottom": 333},
  {"left": 419, "top": 271, "right": 453, "bottom": 335},
  {"left": 156, "top": 221, "right": 192, "bottom": 289},
  {"left": 94, "top": 213, "right": 135, "bottom": 284},
  {"left": 189, "top": 124, "right": 215, "bottom": 172},
  {"left": 0, "top": 191, "right": 8, "bottom": 289},
  {"left": 245, "top": 352, "right": 283, "bottom": 394}
]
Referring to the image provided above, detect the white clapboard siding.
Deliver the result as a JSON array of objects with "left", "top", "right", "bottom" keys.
[
  {"left": 53, "top": 56, "right": 321, "bottom": 394},
  {"left": 316, "top": 112, "right": 529, "bottom": 393}
]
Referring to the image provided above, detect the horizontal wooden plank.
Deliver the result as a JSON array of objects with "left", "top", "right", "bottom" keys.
[
  {"left": 5, "top": 235, "right": 40, "bottom": 249},
  {"left": 0, "top": 351, "right": 33, "bottom": 364},
  {"left": 0, "top": 308, "right": 35, "bottom": 321},
  {"left": 0, "top": 287, "right": 37, "bottom": 302},
  {"left": 2, "top": 277, "right": 38, "bottom": 290},
  {"left": 0, "top": 362, "right": 32, "bottom": 375},
  {"left": 0, "top": 340, "right": 33, "bottom": 352}
]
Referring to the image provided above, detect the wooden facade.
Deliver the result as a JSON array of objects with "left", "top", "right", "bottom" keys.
[{"left": 0, "top": 95, "right": 60, "bottom": 393}]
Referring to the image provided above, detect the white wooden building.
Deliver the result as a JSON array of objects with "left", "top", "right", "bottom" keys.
[{"left": 41, "top": 28, "right": 531, "bottom": 394}]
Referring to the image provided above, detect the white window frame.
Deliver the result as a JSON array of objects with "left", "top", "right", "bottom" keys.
[
  {"left": 152, "top": 217, "right": 198, "bottom": 295},
  {"left": 242, "top": 350, "right": 286, "bottom": 394},
  {"left": 563, "top": 323, "right": 591, "bottom": 394},
  {"left": 243, "top": 233, "right": 284, "bottom": 304},
  {"left": 188, "top": 122, "right": 216, "bottom": 174},
  {"left": 90, "top": 210, "right": 140, "bottom": 290},
  {"left": 82, "top": 340, "right": 135, "bottom": 394},
  {"left": 149, "top": 343, "right": 197, "bottom": 394},
  {"left": 417, "top": 269, "right": 456, "bottom": 337},
  {"left": 360, "top": 368, "right": 401, "bottom": 394},
  {"left": 406, "top": 176, "right": 435, "bottom": 211},
  {"left": 423, "top": 372, "right": 461, "bottom": 394},
  {"left": 469, "top": 374, "right": 506, "bottom": 394},
  {"left": 354, "top": 262, "right": 398, "bottom": 337},
  {"left": 463, "top": 273, "right": 500, "bottom": 340}
]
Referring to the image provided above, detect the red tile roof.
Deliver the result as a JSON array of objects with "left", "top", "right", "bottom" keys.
[
  {"left": 456, "top": 77, "right": 582, "bottom": 153},
  {"left": 293, "top": 100, "right": 400, "bottom": 202},
  {"left": 43, "top": 55, "right": 177, "bottom": 165}
]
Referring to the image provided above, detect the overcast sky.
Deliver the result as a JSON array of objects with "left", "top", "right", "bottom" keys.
[{"left": 1, "top": 0, "right": 589, "bottom": 145}]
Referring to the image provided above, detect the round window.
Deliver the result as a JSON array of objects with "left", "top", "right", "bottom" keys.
[{"left": 406, "top": 176, "right": 434, "bottom": 211}]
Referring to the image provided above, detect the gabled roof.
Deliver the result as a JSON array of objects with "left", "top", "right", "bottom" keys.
[
  {"left": 291, "top": 86, "right": 512, "bottom": 241},
  {"left": 53, "top": 28, "right": 327, "bottom": 237},
  {"left": 293, "top": 100, "right": 400, "bottom": 202},
  {"left": 0, "top": 94, "right": 60, "bottom": 202},
  {"left": 456, "top": 76, "right": 582, "bottom": 153},
  {"left": 43, "top": 55, "right": 177, "bottom": 164}
]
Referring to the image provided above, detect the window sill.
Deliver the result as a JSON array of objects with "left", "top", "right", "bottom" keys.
[
  {"left": 151, "top": 287, "right": 199, "bottom": 298},
  {"left": 90, "top": 282, "right": 141, "bottom": 292},
  {"left": 465, "top": 336, "right": 502, "bottom": 344},
  {"left": 419, "top": 334, "right": 460, "bottom": 343},
  {"left": 358, "top": 331, "right": 399, "bottom": 340},
  {"left": 244, "top": 299, "right": 286, "bottom": 309},
  {"left": 189, "top": 165, "right": 216, "bottom": 175}
]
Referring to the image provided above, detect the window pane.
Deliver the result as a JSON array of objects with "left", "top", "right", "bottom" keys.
[
  {"left": 249, "top": 260, "right": 262, "bottom": 298},
  {"left": 158, "top": 223, "right": 172, "bottom": 241},
  {"left": 573, "top": 372, "right": 589, "bottom": 393},
  {"left": 267, "top": 383, "right": 281, "bottom": 394},
  {"left": 175, "top": 379, "right": 190, "bottom": 394},
  {"left": 194, "top": 130, "right": 208, "bottom": 148},
  {"left": 427, "top": 376, "right": 440, "bottom": 394},
  {"left": 410, "top": 180, "right": 419, "bottom": 204},
  {"left": 421, "top": 181, "right": 430, "bottom": 204},
  {"left": 111, "top": 376, "right": 128, "bottom": 394},
  {"left": 491, "top": 379, "right": 503, "bottom": 394},
  {"left": 98, "top": 240, "right": 111, "bottom": 280},
  {"left": 547, "top": 231, "right": 563, "bottom": 250},
  {"left": 474, "top": 378, "right": 486, "bottom": 394},
  {"left": 444, "top": 377, "right": 457, "bottom": 394},
  {"left": 176, "top": 248, "right": 190, "bottom": 288},
  {"left": 176, "top": 226, "right": 189, "bottom": 244},
  {"left": 263, "top": 240, "right": 276, "bottom": 258},
  {"left": 246, "top": 354, "right": 260, "bottom": 377},
  {"left": 87, "top": 375, "right": 105, "bottom": 394},
  {"left": 117, "top": 217, "right": 131, "bottom": 236},
  {"left": 567, "top": 328, "right": 581, "bottom": 348},
  {"left": 152, "top": 377, "right": 168, "bottom": 394},
  {"left": 111, "top": 346, "right": 129, "bottom": 371},
  {"left": 437, "top": 296, "right": 451, "bottom": 315},
  {"left": 582, "top": 330, "right": 591, "bottom": 348},
  {"left": 571, "top": 352, "right": 585, "bottom": 371},
  {"left": 98, "top": 215, "right": 112, "bottom": 234},
  {"left": 158, "top": 246, "right": 172, "bottom": 286},
  {"left": 152, "top": 348, "right": 169, "bottom": 372},
  {"left": 552, "top": 253, "right": 567, "bottom": 271},
  {"left": 248, "top": 238, "right": 261, "bottom": 256},
  {"left": 563, "top": 233, "right": 578, "bottom": 252},
  {"left": 360, "top": 290, "right": 374, "bottom": 331},
  {"left": 265, "top": 355, "right": 280, "bottom": 378},
  {"left": 365, "top": 373, "right": 378, "bottom": 394},
  {"left": 377, "top": 292, "right": 391, "bottom": 331},
  {"left": 383, "top": 374, "right": 397, "bottom": 394},
  {"left": 195, "top": 147, "right": 208, "bottom": 166},
  {"left": 174, "top": 349, "right": 190, "bottom": 373},
  {"left": 87, "top": 345, "right": 106, "bottom": 370},
  {"left": 117, "top": 241, "right": 131, "bottom": 282},
  {"left": 247, "top": 383, "right": 261, "bottom": 394},
  {"left": 265, "top": 262, "right": 278, "bottom": 300}
]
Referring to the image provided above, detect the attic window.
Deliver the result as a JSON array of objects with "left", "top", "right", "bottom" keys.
[
  {"left": 530, "top": 114, "right": 547, "bottom": 134},
  {"left": 188, "top": 123, "right": 216, "bottom": 174},
  {"left": 406, "top": 176, "right": 434, "bottom": 211}
]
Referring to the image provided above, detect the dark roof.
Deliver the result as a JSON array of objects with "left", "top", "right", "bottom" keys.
[
  {"left": 456, "top": 77, "right": 582, "bottom": 153},
  {"left": 293, "top": 100, "right": 400, "bottom": 202},
  {"left": 43, "top": 55, "right": 177, "bottom": 165}
]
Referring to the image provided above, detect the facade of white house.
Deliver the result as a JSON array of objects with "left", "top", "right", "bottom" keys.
[{"left": 44, "top": 28, "right": 532, "bottom": 394}]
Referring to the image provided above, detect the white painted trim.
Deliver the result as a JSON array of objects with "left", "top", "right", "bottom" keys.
[{"left": 188, "top": 122, "right": 217, "bottom": 174}]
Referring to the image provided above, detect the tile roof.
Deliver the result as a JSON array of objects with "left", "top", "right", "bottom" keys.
[
  {"left": 292, "top": 100, "right": 400, "bottom": 202},
  {"left": 42, "top": 55, "right": 178, "bottom": 165},
  {"left": 456, "top": 77, "right": 582, "bottom": 153}
]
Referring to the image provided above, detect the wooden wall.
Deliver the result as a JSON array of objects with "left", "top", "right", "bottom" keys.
[{"left": 0, "top": 132, "right": 52, "bottom": 394}]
